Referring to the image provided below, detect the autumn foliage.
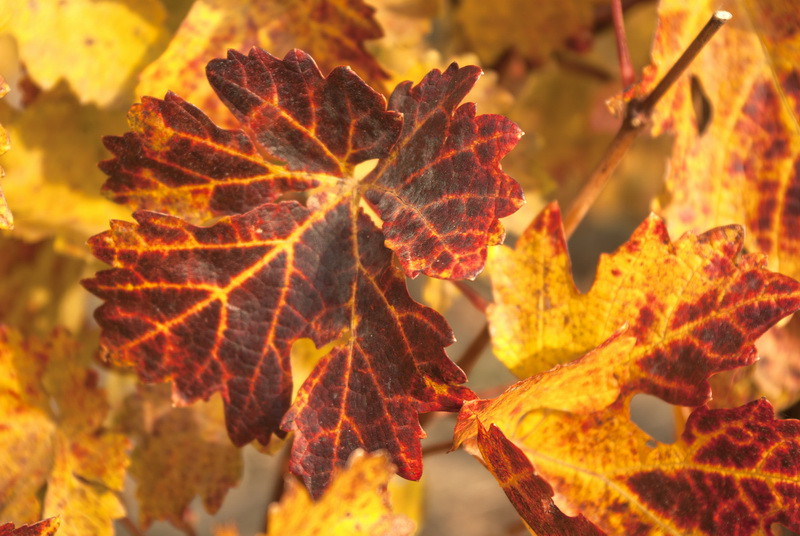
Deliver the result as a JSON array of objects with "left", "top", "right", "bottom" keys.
[{"left": 2, "top": 1, "right": 800, "bottom": 535}]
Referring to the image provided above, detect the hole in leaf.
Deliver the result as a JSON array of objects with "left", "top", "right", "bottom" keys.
[
  {"left": 630, "top": 394, "right": 676, "bottom": 445},
  {"left": 290, "top": 332, "right": 351, "bottom": 400},
  {"left": 772, "top": 523, "right": 800, "bottom": 536},
  {"left": 690, "top": 75, "right": 713, "bottom": 135}
]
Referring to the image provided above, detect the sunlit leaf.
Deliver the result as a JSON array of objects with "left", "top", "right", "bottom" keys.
[
  {"left": 488, "top": 203, "right": 800, "bottom": 406},
  {"left": 477, "top": 423, "right": 605, "bottom": 536},
  {"left": 462, "top": 385, "right": 800, "bottom": 535}
]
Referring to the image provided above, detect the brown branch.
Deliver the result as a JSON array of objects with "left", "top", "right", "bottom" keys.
[
  {"left": 611, "top": 0, "right": 635, "bottom": 88},
  {"left": 552, "top": 50, "right": 613, "bottom": 82},
  {"left": 637, "top": 11, "right": 731, "bottom": 116},
  {"left": 451, "top": 280, "right": 489, "bottom": 313},
  {"left": 562, "top": 10, "right": 730, "bottom": 238},
  {"left": 456, "top": 324, "right": 491, "bottom": 376}
]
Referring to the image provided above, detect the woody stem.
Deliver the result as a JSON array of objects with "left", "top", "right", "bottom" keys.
[{"left": 562, "top": 10, "right": 731, "bottom": 238}]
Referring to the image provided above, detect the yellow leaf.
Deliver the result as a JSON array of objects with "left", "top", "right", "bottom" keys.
[
  {"left": 454, "top": 332, "right": 636, "bottom": 449},
  {"left": 0, "top": 74, "right": 11, "bottom": 229},
  {"left": 0, "top": 328, "right": 129, "bottom": 536},
  {"left": 267, "top": 451, "right": 414, "bottom": 536},
  {"left": 137, "top": 0, "right": 388, "bottom": 125},
  {"left": 2, "top": 0, "right": 167, "bottom": 106},
  {"left": 0, "top": 83, "right": 130, "bottom": 255},
  {"left": 646, "top": 0, "right": 800, "bottom": 282},
  {"left": 0, "top": 237, "right": 89, "bottom": 335},
  {"left": 457, "top": 354, "right": 800, "bottom": 534},
  {"left": 487, "top": 203, "right": 800, "bottom": 409}
]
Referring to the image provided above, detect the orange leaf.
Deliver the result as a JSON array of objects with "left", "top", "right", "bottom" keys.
[
  {"left": 115, "top": 385, "right": 243, "bottom": 531},
  {"left": 0, "top": 328, "right": 128, "bottom": 536}
]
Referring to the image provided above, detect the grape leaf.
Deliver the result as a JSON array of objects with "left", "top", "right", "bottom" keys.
[
  {"left": 85, "top": 48, "right": 521, "bottom": 495},
  {"left": 0, "top": 75, "right": 11, "bottom": 229},
  {"left": 137, "top": 0, "right": 390, "bottom": 125},
  {"left": 2, "top": 0, "right": 167, "bottom": 106},
  {"left": 455, "top": 0, "right": 603, "bottom": 66},
  {"left": 477, "top": 423, "right": 606, "bottom": 536},
  {"left": 115, "top": 385, "right": 243, "bottom": 531},
  {"left": 460, "top": 376, "right": 800, "bottom": 535},
  {"left": 0, "top": 328, "right": 128, "bottom": 536},
  {"left": 0, "top": 519, "right": 59, "bottom": 536},
  {"left": 267, "top": 450, "right": 414, "bottom": 536},
  {"left": 644, "top": 0, "right": 800, "bottom": 282},
  {"left": 487, "top": 203, "right": 800, "bottom": 406}
]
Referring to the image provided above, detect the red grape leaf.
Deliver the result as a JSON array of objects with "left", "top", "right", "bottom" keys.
[
  {"left": 0, "top": 519, "right": 59, "bottom": 536},
  {"left": 86, "top": 48, "right": 521, "bottom": 495},
  {"left": 477, "top": 424, "right": 606, "bottom": 536}
]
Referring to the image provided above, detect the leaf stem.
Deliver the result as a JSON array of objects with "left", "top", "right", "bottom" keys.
[
  {"left": 451, "top": 280, "right": 490, "bottom": 313},
  {"left": 422, "top": 438, "right": 454, "bottom": 457},
  {"left": 562, "top": 10, "right": 730, "bottom": 238},
  {"left": 638, "top": 10, "right": 731, "bottom": 115},
  {"left": 456, "top": 324, "right": 491, "bottom": 376},
  {"left": 611, "top": 0, "right": 635, "bottom": 88}
]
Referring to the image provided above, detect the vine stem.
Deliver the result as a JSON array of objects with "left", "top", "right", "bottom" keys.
[
  {"left": 562, "top": 10, "right": 731, "bottom": 238},
  {"left": 455, "top": 324, "right": 491, "bottom": 376},
  {"left": 611, "top": 0, "right": 635, "bottom": 88},
  {"left": 452, "top": 280, "right": 489, "bottom": 313},
  {"left": 445, "top": 10, "right": 731, "bottom": 384}
]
